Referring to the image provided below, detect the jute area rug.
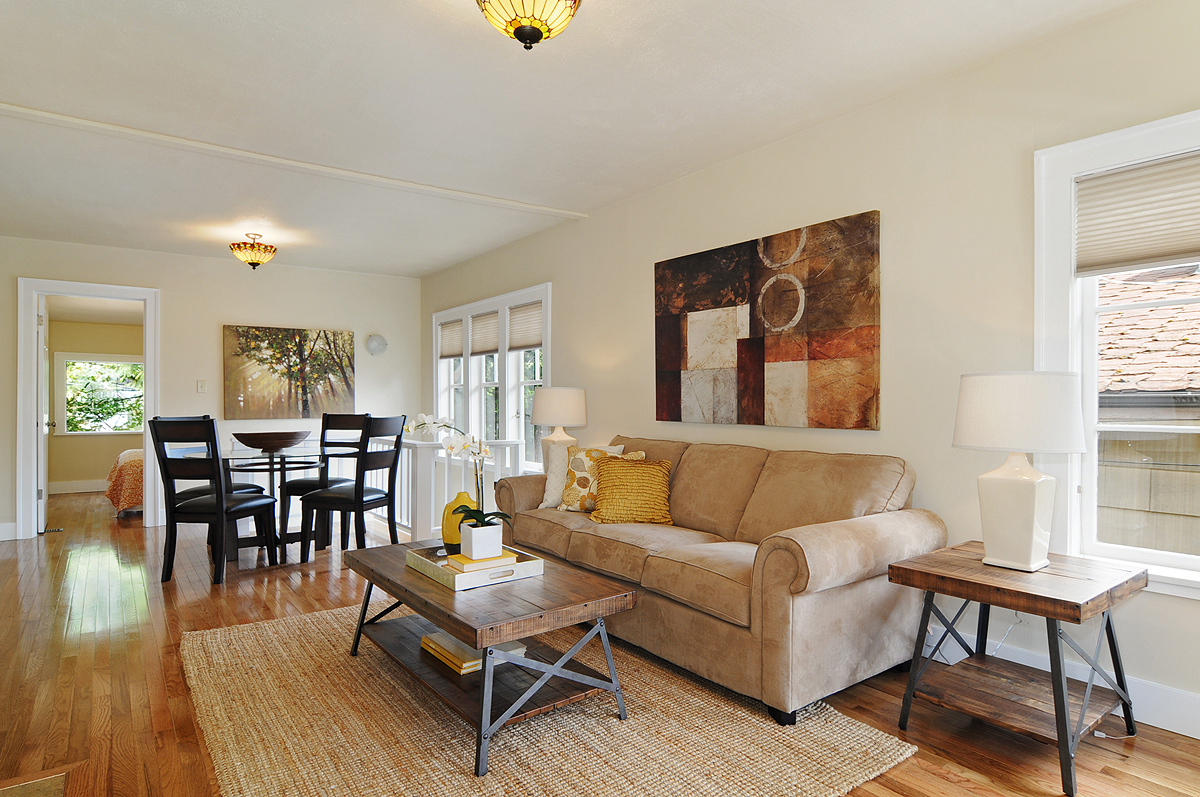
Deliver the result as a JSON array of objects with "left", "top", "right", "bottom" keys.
[{"left": 180, "top": 605, "right": 915, "bottom": 797}]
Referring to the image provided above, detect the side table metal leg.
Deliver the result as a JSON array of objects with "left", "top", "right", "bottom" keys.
[
  {"left": 476, "top": 648, "right": 496, "bottom": 777},
  {"left": 1104, "top": 610, "right": 1137, "bottom": 736},
  {"left": 900, "top": 591, "right": 935, "bottom": 730},
  {"left": 1047, "top": 618, "right": 1077, "bottom": 797},
  {"left": 975, "top": 604, "right": 991, "bottom": 656},
  {"left": 597, "top": 618, "right": 627, "bottom": 720},
  {"left": 350, "top": 583, "right": 373, "bottom": 656}
]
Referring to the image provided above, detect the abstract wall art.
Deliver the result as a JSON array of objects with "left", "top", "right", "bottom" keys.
[
  {"left": 654, "top": 210, "right": 879, "bottom": 430},
  {"left": 223, "top": 325, "right": 355, "bottom": 420}
]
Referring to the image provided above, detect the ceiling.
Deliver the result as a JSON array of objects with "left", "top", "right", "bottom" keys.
[
  {"left": 0, "top": 0, "right": 1141, "bottom": 278},
  {"left": 45, "top": 294, "right": 144, "bottom": 325}
]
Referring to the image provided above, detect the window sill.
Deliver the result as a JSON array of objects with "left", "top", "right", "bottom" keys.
[
  {"left": 1075, "top": 552, "right": 1200, "bottom": 601},
  {"left": 54, "top": 429, "right": 144, "bottom": 437}
]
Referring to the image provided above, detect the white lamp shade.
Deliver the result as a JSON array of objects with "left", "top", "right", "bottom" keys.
[
  {"left": 953, "top": 371, "right": 1086, "bottom": 454},
  {"left": 531, "top": 387, "right": 587, "bottom": 428}
]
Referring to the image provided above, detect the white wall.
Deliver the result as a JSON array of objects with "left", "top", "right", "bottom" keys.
[
  {"left": 420, "top": 0, "right": 1200, "bottom": 732},
  {"left": 1, "top": 236, "right": 423, "bottom": 532}
]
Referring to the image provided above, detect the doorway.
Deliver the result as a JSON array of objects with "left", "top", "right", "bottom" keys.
[{"left": 16, "top": 278, "right": 161, "bottom": 538}]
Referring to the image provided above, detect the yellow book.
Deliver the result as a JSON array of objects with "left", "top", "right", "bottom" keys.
[
  {"left": 446, "top": 552, "right": 518, "bottom": 572},
  {"left": 421, "top": 631, "right": 527, "bottom": 671},
  {"left": 421, "top": 638, "right": 481, "bottom": 674}
]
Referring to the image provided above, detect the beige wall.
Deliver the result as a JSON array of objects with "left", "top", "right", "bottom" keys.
[
  {"left": 47, "top": 320, "right": 143, "bottom": 487},
  {"left": 2, "top": 236, "right": 423, "bottom": 524},
  {"left": 421, "top": 0, "right": 1200, "bottom": 701}
]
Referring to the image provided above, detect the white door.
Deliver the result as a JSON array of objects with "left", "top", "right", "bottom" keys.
[{"left": 37, "top": 293, "right": 49, "bottom": 533}]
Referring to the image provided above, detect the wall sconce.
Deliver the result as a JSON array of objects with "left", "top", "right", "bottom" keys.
[{"left": 365, "top": 335, "right": 388, "bottom": 356}]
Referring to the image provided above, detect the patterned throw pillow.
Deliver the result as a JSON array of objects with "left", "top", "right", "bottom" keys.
[
  {"left": 590, "top": 458, "right": 673, "bottom": 525},
  {"left": 540, "top": 443, "right": 624, "bottom": 509},
  {"left": 559, "top": 446, "right": 645, "bottom": 512}
]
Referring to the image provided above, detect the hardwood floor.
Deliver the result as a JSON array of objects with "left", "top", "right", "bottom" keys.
[{"left": 2, "top": 493, "right": 1197, "bottom": 797}]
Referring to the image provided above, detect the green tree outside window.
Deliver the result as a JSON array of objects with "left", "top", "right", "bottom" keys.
[{"left": 65, "top": 360, "right": 144, "bottom": 432}]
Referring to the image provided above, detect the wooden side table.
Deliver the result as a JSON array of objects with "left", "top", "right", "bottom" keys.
[{"left": 889, "top": 541, "right": 1147, "bottom": 796}]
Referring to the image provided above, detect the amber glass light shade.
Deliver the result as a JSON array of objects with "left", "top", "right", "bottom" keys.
[
  {"left": 229, "top": 233, "right": 277, "bottom": 270},
  {"left": 477, "top": 0, "right": 581, "bottom": 50}
]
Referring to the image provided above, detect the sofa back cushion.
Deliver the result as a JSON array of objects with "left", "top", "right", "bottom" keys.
[
  {"left": 668, "top": 443, "right": 769, "bottom": 540},
  {"left": 735, "top": 450, "right": 915, "bottom": 544},
  {"left": 609, "top": 436, "right": 691, "bottom": 476}
]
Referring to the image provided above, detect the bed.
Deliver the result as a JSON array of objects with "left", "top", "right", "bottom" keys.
[{"left": 105, "top": 448, "right": 144, "bottom": 514}]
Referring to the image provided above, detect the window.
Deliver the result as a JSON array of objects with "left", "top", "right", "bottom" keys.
[
  {"left": 55, "top": 353, "right": 144, "bottom": 434},
  {"left": 1036, "top": 110, "right": 1200, "bottom": 592},
  {"left": 433, "top": 284, "right": 551, "bottom": 470}
]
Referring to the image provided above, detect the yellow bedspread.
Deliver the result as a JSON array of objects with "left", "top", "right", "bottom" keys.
[{"left": 105, "top": 448, "right": 144, "bottom": 512}]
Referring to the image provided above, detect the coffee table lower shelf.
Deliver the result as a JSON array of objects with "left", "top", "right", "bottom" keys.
[
  {"left": 914, "top": 655, "right": 1123, "bottom": 745},
  {"left": 361, "top": 614, "right": 608, "bottom": 730}
]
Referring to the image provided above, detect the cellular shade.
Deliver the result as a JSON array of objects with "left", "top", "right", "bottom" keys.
[
  {"left": 508, "top": 301, "right": 543, "bottom": 351},
  {"left": 1076, "top": 149, "right": 1200, "bottom": 276},
  {"left": 438, "top": 320, "right": 463, "bottom": 360},
  {"left": 470, "top": 312, "right": 499, "bottom": 356}
]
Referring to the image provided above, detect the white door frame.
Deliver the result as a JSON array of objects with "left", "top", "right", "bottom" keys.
[{"left": 15, "top": 278, "right": 162, "bottom": 538}]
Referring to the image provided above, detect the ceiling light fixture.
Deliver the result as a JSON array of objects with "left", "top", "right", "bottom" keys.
[
  {"left": 477, "top": 0, "right": 581, "bottom": 50},
  {"left": 229, "top": 233, "right": 277, "bottom": 270}
]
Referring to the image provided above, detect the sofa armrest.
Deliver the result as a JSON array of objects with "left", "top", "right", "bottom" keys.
[
  {"left": 495, "top": 474, "right": 548, "bottom": 519},
  {"left": 754, "top": 509, "right": 947, "bottom": 596}
]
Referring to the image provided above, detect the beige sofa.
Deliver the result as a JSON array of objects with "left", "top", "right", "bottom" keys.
[{"left": 496, "top": 435, "right": 947, "bottom": 723}]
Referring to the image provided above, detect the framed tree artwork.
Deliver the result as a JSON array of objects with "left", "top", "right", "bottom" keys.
[
  {"left": 654, "top": 210, "right": 880, "bottom": 430},
  {"left": 223, "top": 325, "right": 355, "bottom": 420}
]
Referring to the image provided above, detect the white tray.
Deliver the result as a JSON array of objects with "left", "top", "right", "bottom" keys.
[{"left": 405, "top": 545, "right": 543, "bottom": 591}]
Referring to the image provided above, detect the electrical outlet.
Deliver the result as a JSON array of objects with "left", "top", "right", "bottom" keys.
[{"left": 196, "top": 380, "right": 207, "bottom": 394}]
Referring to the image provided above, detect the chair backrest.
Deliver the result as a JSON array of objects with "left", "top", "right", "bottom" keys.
[
  {"left": 320, "top": 413, "right": 370, "bottom": 446},
  {"left": 148, "top": 416, "right": 228, "bottom": 511},
  {"left": 351, "top": 415, "right": 406, "bottom": 498}
]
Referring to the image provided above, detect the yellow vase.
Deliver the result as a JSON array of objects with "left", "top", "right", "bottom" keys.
[{"left": 441, "top": 491, "right": 477, "bottom": 553}]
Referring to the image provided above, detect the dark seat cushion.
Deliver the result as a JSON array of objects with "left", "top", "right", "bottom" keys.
[
  {"left": 301, "top": 483, "right": 387, "bottom": 509},
  {"left": 175, "top": 482, "right": 264, "bottom": 502},
  {"left": 282, "top": 476, "right": 353, "bottom": 496},
  {"left": 175, "top": 492, "right": 276, "bottom": 516}
]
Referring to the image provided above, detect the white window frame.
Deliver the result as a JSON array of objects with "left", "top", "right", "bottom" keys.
[
  {"left": 54, "top": 351, "right": 145, "bottom": 436},
  {"left": 432, "top": 284, "right": 552, "bottom": 471},
  {"left": 1035, "top": 108, "right": 1200, "bottom": 600}
]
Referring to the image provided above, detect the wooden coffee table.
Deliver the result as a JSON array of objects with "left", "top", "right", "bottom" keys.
[
  {"left": 889, "top": 541, "right": 1147, "bottom": 796},
  {"left": 344, "top": 542, "right": 638, "bottom": 776}
]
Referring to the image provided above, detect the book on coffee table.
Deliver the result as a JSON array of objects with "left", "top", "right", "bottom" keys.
[
  {"left": 420, "top": 631, "right": 526, "bottom": 675},
  {"left": 446, "top": 552, "right": 518, "bottom": 572}
]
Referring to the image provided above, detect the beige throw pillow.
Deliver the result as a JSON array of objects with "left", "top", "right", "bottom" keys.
[
  {"left": 559, "top": 446, "right": 645, "bottom": 512},
  {"left": 540, "top": 443, "right": 623, "bottom": 509}
]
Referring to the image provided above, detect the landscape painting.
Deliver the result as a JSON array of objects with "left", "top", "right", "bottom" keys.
[
  {"left": 223, "top": 325, "right": 355, "bottom": 420},
  {"left": 654, "top": 210, "right": 880, "bottom": 430}
]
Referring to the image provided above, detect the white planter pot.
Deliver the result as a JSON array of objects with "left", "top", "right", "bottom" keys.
[{"left": 461, "top": 523, "right": 503, "bottom": 561}]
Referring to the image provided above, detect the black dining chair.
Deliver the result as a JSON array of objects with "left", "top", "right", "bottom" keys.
[
  {"left": 277, "top": 413, "right": 370, "bottom": 558},
  {"left": 296, "top": 414, "right": 405, "bottom": 562},
  {"left": 154, "top": 415, "right": 267, "bottom": 501},
  {"left": 148, "top": 416, "right": 278, "bottom": 584}
]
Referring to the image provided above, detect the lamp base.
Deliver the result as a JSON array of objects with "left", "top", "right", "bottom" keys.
[
  {"left": 977, "top": 452, "right": 1056, "bottom": 572},
  {"left": 541, "top": 426, "right": 577, "bottom": 469}
]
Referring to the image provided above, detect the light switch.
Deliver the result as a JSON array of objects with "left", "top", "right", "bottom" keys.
[{"left": 196, "top": 380, "right": 207, "bottom": 394}]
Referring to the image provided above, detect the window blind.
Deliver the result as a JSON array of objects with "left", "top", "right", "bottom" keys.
[
  {"left": 438, "top": 320, "right": 463, "bottom": 359},
  {"left": 470, "top": 311, "right": 499, "bottom": 356},
  {"left": 1076, "top": 149, "right": 1200, "bottom": 276},
  {"left": 508, "top": 301, "right": 543, "bottom": 351}
]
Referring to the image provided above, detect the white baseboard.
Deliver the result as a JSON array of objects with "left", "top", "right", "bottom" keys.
[
  {"left": 0, "top": 522, "right": 16, "bottom": 541},
  {"left": 925, "top": 624, "right": 1199, "bottom": 740},
  {"left": 49, "top": 480, "right": 109, "bottom": 494}
]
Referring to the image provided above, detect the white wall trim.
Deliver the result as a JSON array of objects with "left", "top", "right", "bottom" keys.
[
  {"left": 925, "top": 625, "right": 1199, "bottom": 740},
  {"left": 49, "top": 480, "right": 110, "bottom": 495},
  {"left": 16, "top": 278, "right": 162, "bottom": 537}
]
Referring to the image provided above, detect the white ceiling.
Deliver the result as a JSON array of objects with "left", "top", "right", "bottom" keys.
[
  {"left": 0, "top": 0, "right": 1141, "bottom": 278},
  {"left": 45, "top": 294, "right": 144, "bottom": 326}
]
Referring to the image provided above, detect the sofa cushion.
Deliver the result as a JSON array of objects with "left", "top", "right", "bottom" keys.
[
  {"left": 511, "top": 508, "right": 600, "bottom": 559},
  {"left": 735, "top": 450, "right": 915, "bottom": 544},
  {"left": 641, "top": 542, "right": 756, "bottom": 627},
  {"left": 669, "top": 443, "right": 769, "bottom": 540},
  {"left": 560, "top": 447, "right": 645, "bottom": 512},
  {"left": 591, "top": 457, "right": 674, "bottom": 524},
  {"left": 609, "top": 436, "right": 691, "bottom": 477},
  {"left": 566, "top": 523, "right": 724, "bottom": 583}
]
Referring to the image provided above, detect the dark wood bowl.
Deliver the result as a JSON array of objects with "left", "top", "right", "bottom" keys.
[{"left": 232, "top": 431, "right": 311, "bottom": 453}]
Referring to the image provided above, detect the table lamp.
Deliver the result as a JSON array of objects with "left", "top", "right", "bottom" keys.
[
  {"left": 952, "top": 371, "right": 1086, "bottom": 572},
  {"left": 532, "top": 387, "right": 587, "bottom": 465}
]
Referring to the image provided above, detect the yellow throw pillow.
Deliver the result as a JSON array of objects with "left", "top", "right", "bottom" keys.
[
  {"left": 590, "top": 458, "right": 673, "bottom": 525},
  {"left": 559, "top": 446, "right": 646, "bottom": 512}
]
